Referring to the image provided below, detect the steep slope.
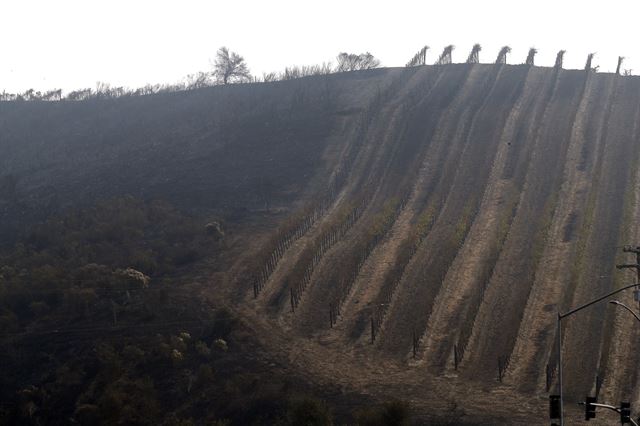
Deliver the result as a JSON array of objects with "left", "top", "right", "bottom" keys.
[{"left": 5, "top": 64, "right": 640, "bottom": 423}]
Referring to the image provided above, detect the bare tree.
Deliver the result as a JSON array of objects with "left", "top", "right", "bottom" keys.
[
  {"left": 525, "top": 48, "right": 537, "bottom": 66},
  {"left": 214, "top": 47, "right": 251, "bottom": 84},
  {"left": 407, "top": 46, "right": 429, "bottom": 67},
  {"left": 554, "top": 50, "right": 566, "bottom": 69},
  {"left": 584, "top": 53, "right": 595, "bottom": 72},
  {"left": 336, "top": 52, "right": 380, "bottom": 72},
  {"left": 436, "top": 45, "right": 454, "bottom": 65},
  {"left": 616, "top": 56, "right": 625, "bottom": 75},
  {"left": 495, "top": 46, "right": 511, "bottom": 64},
  {"left": 466, "top": 44, "right": 481, "bottom": 64}
]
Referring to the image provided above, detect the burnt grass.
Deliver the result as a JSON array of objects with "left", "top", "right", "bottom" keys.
[{"left": 5, "top": 65, "right": 640, "bottom": 423}]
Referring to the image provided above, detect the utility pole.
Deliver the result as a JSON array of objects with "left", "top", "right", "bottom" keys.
[
  {"left": 553, "top": 245, "right": 640, "bottom": 426},
  {"left": 616, "top": 246, "right": 640, "bottom": 310}
]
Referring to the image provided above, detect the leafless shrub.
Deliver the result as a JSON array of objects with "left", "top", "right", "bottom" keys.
[
  {"left": 554, "top": 50, "right": 566, "bottom": 69},
  {"left": 525, "top": 48, "right": 537, "bottom": 66},
  {"left": 466, "top": 44, "right": 481, "bottom": 64},
  {"left": 616, "top": 56, "right": 625, "bottom": 75},
  {"left": 186, "top": 71, "right": 212, "bottom": 90},
  {"left": 406, "top": 45, "right": 429, "bottom": 67},
  {"left": 336, "top": 52, "right": 380, "bottom": 72},
  {"left": 584, "top": 52, "right": 595, "bottom": 71},
  {"left": 436, "top": 45, "right": 454, "bottom": 65},
  {"left": 495, "top": 46, "right": 511, "bottom": 64}
]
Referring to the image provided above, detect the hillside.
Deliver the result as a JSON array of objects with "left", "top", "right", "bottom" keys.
[{"left": 3, "top": 63, "right": 640, "bottom": 424}]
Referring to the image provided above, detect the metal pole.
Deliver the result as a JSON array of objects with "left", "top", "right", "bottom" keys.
[
  {"left": 558, "top": 312, "right": 564, "bottom": 426},
  {"left": 556, "top": 283, "right": 639, "bottom": 425}
]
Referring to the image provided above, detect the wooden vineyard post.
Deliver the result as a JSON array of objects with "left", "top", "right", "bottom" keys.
[
  {"left": 371, "top": 317, "right": 375, "bottom": 343},
  {"left": 454, "top": 344, "right": 459, "bottom": 370},
  {"left": 412, "top": 329, "right": 417, "bottom": 359},
  {"left": 330, "top": 304, "right": 334, "bottom": 328},
  {"left": 290, "top": 288, "right": 295, "bottom": 313}
]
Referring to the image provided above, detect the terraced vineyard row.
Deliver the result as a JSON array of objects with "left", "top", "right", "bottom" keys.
[{"left": 236, "top": 63, "right": 640, "bottom": 421}]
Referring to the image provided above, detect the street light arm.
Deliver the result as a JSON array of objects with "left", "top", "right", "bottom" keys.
[
  {"left": 560, "top": 282, "right": 639, "bottom": 319},
  {"left": 581, "top": 402, "right": 640, "bottom": 426}
]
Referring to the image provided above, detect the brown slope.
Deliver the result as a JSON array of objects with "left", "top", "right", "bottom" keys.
[
  {"left": 462, "top": 69, "right": 587, "bottom": 381},
  {"left": 252, "top": 68, "right": 417, "bottom": 313},
  {"left": 326, "top": 64, "right": 500, "bottom": 347},
  {"left": 561, "top": 74, "right": 640, "bottom": 401},
  {"left": 504, "top": 71, "right": 614, "bottom": 393},
  {"left": 283, "top": 67, "right": 450, "bottom": 333},
  {"left": 375, "top": 63, "right": 523, "bottom": 357},
  {"left": 417, "top": 65, "right": 549, "bottom": 373},
  {"left": 324, "top": 66, "right": 468, "bottom": 346},
  {"left": 227, "top": 65, "right": 640, "bottom": 421},
  {"left": 600, "top": 92, "right": 640, "bottom": 406}
]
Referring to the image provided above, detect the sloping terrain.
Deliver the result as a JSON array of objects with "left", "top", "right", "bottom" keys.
[{"left": 3, "top": 64, "right": 640, "bottom": 424}]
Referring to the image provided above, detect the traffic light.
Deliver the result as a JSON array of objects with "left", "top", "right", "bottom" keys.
[
  {"left": 549, "top": 394, "right": 561, "bottom": 419},
  {"left": 620, "top": 401, "right": 631, "bottom": 424},
  {"left": 585, "top": 396, "right": 597, "bottom": 420}
]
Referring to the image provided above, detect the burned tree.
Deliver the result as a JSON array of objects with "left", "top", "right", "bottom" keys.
[
  {"left": 466, "top": 43, "right": 481, "bottom": 64},
  {"left": 525, "top": 48, "right": 537, "bottom": 66},
  {"left": 336, "top": 52, "right": 381, "bottom": 72},
  {"left": 214, "top": 47, "right": 251, "bottom": 84},
  {"left": 406, "top": 45, "right": 429, "bottom": 67},
  {"left": 495, "top": 46, "right": 511, "bottom": 64},
  {"left": 554, "top": 50, "right": 566, "bottom": 69},
  {"left": 616, "top": 56, "right": 625, "bottom": 75},
  {"left": 584, "top": 53, "right": 595, "bottom": 72},
  {"left": 436, "top": 45, "right": 454, "bottom": 65}
]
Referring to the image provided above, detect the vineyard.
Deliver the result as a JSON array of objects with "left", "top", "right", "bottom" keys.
[{"left": 234, "top": 64, "right": 640, "bottom": 423}]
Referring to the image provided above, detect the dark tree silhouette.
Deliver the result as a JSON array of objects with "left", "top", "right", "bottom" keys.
[
  {"left": 616, "top": 56, "right": 625, "bottom": 75},
  {"left": 554, "top": 50, "right": 566, "bottom": 69},
  {"left": 336, "top": 52, "right": 381, "bottom": 72},
  {"left": 214, "top": 47, "right": 251, "bottom": 84},
  {"left": 466, "top": 44, "right": 481, "bottom": 64},
  {"left": 525, "top": 48, "right": 537, "bottom": 66},
  {"left": 495, "top": 46, "right": 511, "bottom": 64},
  {"left": 585, "top": 53, "right": 595, "bottom": 71},
  {"left": 406, "top": 46, "right": 429, "bottom": 67},
  {"left": 436, "top": 45, "right": 454, "bottom": 65}
]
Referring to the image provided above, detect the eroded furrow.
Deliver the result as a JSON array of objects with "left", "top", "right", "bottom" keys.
[
  {"left": 462, "top": 69, "right": 587, "bottom": 382},
  {"left": 504, "top": 72, "right": 614, "bottom": 392},
  {"left": 416, "top": 66, "right": 548, "bottom": 373},
  {"left": 561, "top": 75, "right": 638, "bottom": 401},
  {"left": 376, "top": 64, "right": 523, "bottom": 358}
]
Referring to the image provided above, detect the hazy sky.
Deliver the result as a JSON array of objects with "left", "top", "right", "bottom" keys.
[{"left": 2, "top": 0, "right": 640, "bottom": 93}]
